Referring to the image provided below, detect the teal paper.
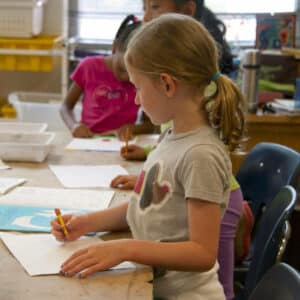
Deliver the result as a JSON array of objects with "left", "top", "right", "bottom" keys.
[{"left": 0, "top": 205, "right": 86, "bottom": 233}]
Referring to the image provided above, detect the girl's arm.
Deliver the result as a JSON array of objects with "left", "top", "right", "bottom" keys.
[
  {"left": 60, "top": 82, "right": 82, "bottom": 130},
  {"left": 125, "top": 198, "right": 221, "bottom": 272},
  {"left": 84, "top": 202, "right": 129, "bottom": 233},
  {"left": 52, "top": 203, "right": 129, "bottom": 242},
  {"left": 60, "top": 199, "right": 221, "bottom": 277},
  {"left": 60, "top": 82, "right": 92, "bottom": 137}
]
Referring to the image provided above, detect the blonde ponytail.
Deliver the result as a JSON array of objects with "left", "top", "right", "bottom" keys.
[{"left": 203, "top": 74, "right": 246, "bottom": 152}]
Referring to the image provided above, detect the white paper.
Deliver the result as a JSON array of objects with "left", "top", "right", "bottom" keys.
[
  {"left": 0, "top": 233, "right": 135, "bottom": 276},
  {"left": 0, "top": 177, "right": 26, "bottom": 195},
  {"left": 0, "top": 159, "right": 10, "bottom": 170},
  {"left": 273, "top": 99, "right": 300, "bottom": 113},
  {"left": 65, "top": 136, "right": 136, "bottom": 152},
  {"left": 49, "top": 165, "right": 128, "bottom": 188},
  {"left": 0, "top": 186, "right": 114, "bottom": 211}
]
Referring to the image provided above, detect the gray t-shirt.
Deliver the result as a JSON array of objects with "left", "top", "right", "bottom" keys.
[{"left": 127, "top": 125, "right": 231, "bottom": 299}]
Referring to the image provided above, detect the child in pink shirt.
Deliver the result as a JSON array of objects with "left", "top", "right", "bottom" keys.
[{"left": 60, "top": 15, "right": 141, "bottom": 138}]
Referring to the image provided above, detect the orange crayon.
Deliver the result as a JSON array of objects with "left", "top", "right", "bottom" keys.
[
  {"left": 124, "top": 127, "right": 130, "bottom": 154},
  {"left": 54, "top": 208, "right": 68, "bottom": 236}
]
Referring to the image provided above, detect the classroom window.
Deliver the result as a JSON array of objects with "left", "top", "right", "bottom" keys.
[
  {"left": 70, "top": 0, "right": 297, "bottom": 45},
  {"left": 205, "top": 0, "right": 296, "bottom": 13},
  {"left": 70, "top": 0, "right": 142, "bottom": 41}
]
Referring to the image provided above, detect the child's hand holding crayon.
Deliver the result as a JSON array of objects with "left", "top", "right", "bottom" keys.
[
  {"left": 120, "top": 144, "right": 147, "bottom": 161},
  {"left": 51, "top": 212, "right": 90, "bottom": 242}
]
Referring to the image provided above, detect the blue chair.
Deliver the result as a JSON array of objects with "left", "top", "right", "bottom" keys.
[
  {"left": 235, "top": 185, "right": 297, "bottom": 300},
  {"left": 248, "top": 263, "right": 300, "bottom": 300},
  {"left": 235, "top": 143, "right": 300, "bottom": 266},
  {"left": 236, "top": 142, "right": 300, "bottom": 225}
]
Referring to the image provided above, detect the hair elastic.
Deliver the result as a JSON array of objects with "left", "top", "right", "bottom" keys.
[
  {"left": 132, "top": 15, "right": 139, "bottom": 23},
  {"left": 204, "top": 72, "right": 220, "bottom": 98},
  {"left": 212, "top": 71, "right": 221, "bottom": 81}
]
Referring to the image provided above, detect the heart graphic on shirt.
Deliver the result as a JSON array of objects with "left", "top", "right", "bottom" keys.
[{"left": 138, "top": 162, "right": 170, "bottom": 210}]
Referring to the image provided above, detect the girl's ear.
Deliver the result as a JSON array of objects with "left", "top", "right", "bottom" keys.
[
  {"left": 160, "top": 73, "right": 176, "bottom": 97},
  {"left": 180, "top": 0, "right": 197, "bottom": 17}
]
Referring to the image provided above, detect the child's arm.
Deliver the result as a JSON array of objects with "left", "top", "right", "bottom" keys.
[
  {"left": 51, "top": 202, "right": 129, "bottom": 242},
  {"left": 59, "top": 198, "right": 221, "bottom": 277},
  {"left": 60, "top": 82, "right": 93, "bottom": 138},
  {"left": 125, "top": 198, "right": 221, "bottom": 271}
]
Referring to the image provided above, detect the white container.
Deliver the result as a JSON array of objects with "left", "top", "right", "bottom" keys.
[
  {"left": 0, "top": 131, "right": 54, "bottom": 162},
  {"left": 8, "top": 92, "right": 82, "bottom": 131},
  {"left": 0, "top": 0, "right": 47, "bottom": 38},
  {"left": 0, "top": 121, "right": 47, "bottom": 133}
]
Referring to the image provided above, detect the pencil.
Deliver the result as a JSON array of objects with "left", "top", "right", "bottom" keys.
[
  {"left": 125, "top": 127, "right": 130, "bottom": 154},
  {"left": 54, "top": 208, "right": 68, "bottom": 236}
]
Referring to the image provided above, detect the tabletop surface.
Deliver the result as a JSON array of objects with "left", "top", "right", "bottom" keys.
[{"left": 0, "top": 131, "right": 153, "bottom": 300}]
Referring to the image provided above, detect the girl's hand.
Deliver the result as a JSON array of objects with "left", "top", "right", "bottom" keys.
[
  {"left": 110, "top": 175, "right": 138, "bottom": 190},
  {"left": 120, "top": 144, "right": 147, "bottom": 161},
  {"left": 51, "top": 214, "right": 90, "bottom": 242},
  {"left": 60, "top": 239, "right": 129, "bottom": 278},
  {"left": 72, "top": 123, "right": 93, "bottom": 138}
]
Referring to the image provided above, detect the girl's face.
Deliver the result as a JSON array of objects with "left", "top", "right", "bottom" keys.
[
  {"left": 143, "top": 0, "right": 177, "bottom": 22},
  {"left": 111, "top": 51, "right": 129, "bottom": 82},
  {"left": 126, "top": 63, "right": 173, "bottom": 125}
]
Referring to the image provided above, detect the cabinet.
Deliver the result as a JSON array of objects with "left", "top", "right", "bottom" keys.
[
  {"left": 230, "top": 112, "right": 300, "bottom": 175},
  {"left": 0, "top": 0, "right": 69, "bottom": 99}
]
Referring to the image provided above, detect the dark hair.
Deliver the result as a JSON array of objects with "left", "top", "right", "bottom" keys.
[
  {"left": 113, "top": 14, "right": 141, "bottom": 52},
  {"left": 173, "top": 0, "right": 234, "bottom": 75}
]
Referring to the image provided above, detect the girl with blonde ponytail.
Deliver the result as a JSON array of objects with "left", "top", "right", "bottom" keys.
[{"left": 53, "top": 14, "right": 245, "bottom": 300}]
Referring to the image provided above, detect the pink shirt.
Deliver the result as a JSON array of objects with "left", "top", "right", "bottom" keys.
[{"left": 71, "top": 56, "right": 139, "bottom": 133}]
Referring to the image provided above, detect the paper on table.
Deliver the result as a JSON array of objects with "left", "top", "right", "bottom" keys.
[
  {"left": 49, "top": 165, "right": 128, "bottom": 188},
  {"left": 0, "top": 159, "right": 10, "bottom": 170},
  {"left": 0, "top": 186, "right": 114, "bottom": 211},
  {"left": 0, "top": 233, "right": 136, "bottom": 276},
  {"left": 65, "top": 136, "right": 136, "bottom": 152},
  {"left": 0, "top": 177, "right": 26, "bottom": 195}
]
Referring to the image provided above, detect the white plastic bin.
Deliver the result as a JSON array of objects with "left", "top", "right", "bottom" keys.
[
  {"left": 8, "top": 92, "right": 82, "bottom": 131},
  {"left": 0, "top": 121, "right": 47, "bottom": 133},
  {"left": 0, "top": 131, "right": 55, "bottom": 162},
  {"left": 0, "top": 0, "right": 48, "bottom": 38}
]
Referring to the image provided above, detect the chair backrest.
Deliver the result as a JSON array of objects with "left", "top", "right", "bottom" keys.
[
  {"left": 239, "top": 185, "right": 297, "bottom": 299},
  {"left": 248, "top": 262, "right": 300, "bottom": 300},
  {"left": 236, "top": 142, "right": 300, "bottom": 222}
]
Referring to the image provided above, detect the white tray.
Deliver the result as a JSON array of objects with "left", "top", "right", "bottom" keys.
[
  {"left": 9, "top": 92, "right": 82, "bottom": 131},
  {"left": 0, "top": 121, "right": 47, "bottom": 133},
  {"left": 0, "top": 132, "right": 55, "bottom": 162}
]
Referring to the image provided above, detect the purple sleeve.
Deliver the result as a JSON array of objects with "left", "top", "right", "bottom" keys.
[{"left": 218, "top": 188, "right": 244, "bottom": 300}]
